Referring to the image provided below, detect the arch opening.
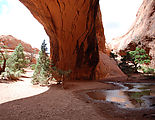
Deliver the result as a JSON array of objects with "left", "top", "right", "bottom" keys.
[{"left": 0, "top": 0, "right": 50, "bottom": 50}]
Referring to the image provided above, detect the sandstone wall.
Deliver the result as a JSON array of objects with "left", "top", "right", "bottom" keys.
[{"left": 110, "top": 0, "right": 155, "bottom": 68}]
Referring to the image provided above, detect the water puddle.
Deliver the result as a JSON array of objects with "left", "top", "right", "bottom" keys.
[{"left": 86, "top": 82, "right": 155, "bottom": 109}]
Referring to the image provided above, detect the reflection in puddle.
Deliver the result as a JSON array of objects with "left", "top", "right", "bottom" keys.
[
  {"left": 105, "top": 90, "right": 135, "bottom": 108},
  {"left": 86, "top": 83, "right": 155, "bottom": 109}
]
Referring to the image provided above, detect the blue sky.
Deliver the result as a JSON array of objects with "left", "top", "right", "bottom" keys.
[
  {"left": 0, "top": 0, "right": 8, "bottom": 14},
  {"left": 0, "top": 0, "right": 143, "bottom": 48}
]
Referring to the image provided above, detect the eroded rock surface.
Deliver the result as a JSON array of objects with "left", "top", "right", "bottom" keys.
[
  {"left": 110, "top": 0, "right": 155, "bottom": 68},
  {"left": 19, "top": 0, "right": 126, "bottom": 80},
  {"left": 0, "top": 35, "right": 39, "bottom": 54}
]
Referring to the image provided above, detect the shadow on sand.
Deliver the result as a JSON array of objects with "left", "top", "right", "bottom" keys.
[
  {"left": 0, "top": 82, "right": 154, "bottom": 120},
  {"left": 0, "top": 78, "right": 23, "bottom": 84}
]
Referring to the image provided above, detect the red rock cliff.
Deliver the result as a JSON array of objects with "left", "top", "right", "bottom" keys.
[
  {"left": 19, "top": 0, "right": 126, "bottom": 80},
  {"left": 110, "top": 0, "right": 155, "bottom": 68},
  {"left": 0, "top": 35, "right": 39, "bottom": 64},
  {"left": 0, "top": 35, "right": 39, "bottom": 54}
]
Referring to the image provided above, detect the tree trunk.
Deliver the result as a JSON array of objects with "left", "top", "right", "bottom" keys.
[
  {"left": 0, "top": 51, "right": 6, "bottom": 74},
  {"left": 134, "top": 63, "right": 138, "bottom": 73}
]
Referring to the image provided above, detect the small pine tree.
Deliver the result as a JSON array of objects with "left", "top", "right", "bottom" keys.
[
  {"left": 6, "top": 43, "right": 28, "bottom": 72},
  {"left": 32, "top": 40, "right": 72, "bottom": 86},
  {"left": 32, "top": 40, "right": 52, "bottom": 85},
  {"left": 41, "top": 40, "right": 48, "bottom": 52}
]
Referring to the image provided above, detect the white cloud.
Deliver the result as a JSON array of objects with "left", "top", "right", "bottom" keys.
[
  {"left": 99, "top": 0, "right": 143, "bottom": 43},
  {"left": 0, "top": 0, "right": 49, "bottom": 49}
]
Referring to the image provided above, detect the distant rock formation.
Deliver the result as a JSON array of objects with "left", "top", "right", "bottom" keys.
[
  {"left": 0, "top": 35, "right": 39, "bottom": 64},
  {"left": 0, "top": 35, "right": 39, "bottom": 54},
  {"left": 19, "top": 0, "right": 126, "bottom": 80},
  {"left": 110, "top": 0, "right": 155, "bottom": 68}
]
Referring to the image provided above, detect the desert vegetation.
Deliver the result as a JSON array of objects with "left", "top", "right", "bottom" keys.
[
  {"left": 110, "top": 47, "right": 154, "bottom": 76},
  {"left": 0, "top": 44, "right": 29, "bottom": 80},
  {"left": 0, "top": 40, "right": 71, "bottom": 86},
  {"left": 32, "top": 40, "right": 71, "bottom": 86}
]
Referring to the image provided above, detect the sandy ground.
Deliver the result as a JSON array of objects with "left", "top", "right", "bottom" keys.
[
  {"left": 0, "top": 69, "right": 49, "bottom": 104},
  {"left": 0, "top": 70, "right": 154, "bottom": 120}
]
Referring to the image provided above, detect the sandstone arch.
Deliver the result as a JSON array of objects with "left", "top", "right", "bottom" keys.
[{"left": 19, "top": 0, "right": 125, "bottom": 80}]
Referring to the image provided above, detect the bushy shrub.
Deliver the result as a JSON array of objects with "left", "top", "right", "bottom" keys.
[
  {"left": 1, "top": 67, "right": 21, "bottom": 80},
  {"left": 141, "top": 67, "right": 155, "bottom": 74},
  {"left": 129, "top": 47, "right": 151, "bottom": 65}
]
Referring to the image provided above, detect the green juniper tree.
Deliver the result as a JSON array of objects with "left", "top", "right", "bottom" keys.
[
  {"left": 6, "top": 44, "right": 28, "bottom": 72},
  {"left": 2, "top": 44, "right": 29, "bottom": 80},
  {"left": 119, "top": 47, "right": 151, "bottom": 73},
  {"left": 32, "top": 40, "right": 52, "bottom": 85},
  {"left": 129, "top": 47, "right": 151, "bottom": 67},
  {"left": 32, "top": 40, "right": 72, "bottom": 86}
]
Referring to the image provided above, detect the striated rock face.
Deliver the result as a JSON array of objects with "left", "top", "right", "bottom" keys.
[
  {"left": 110, "top": 0, "right": 155, "bottom": 68},
  {"left": 19, "top": 0, "right": 126, "bottom": 80},
  {"left": 0, "top": 35, "right": 39, "bottom": 54}
]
